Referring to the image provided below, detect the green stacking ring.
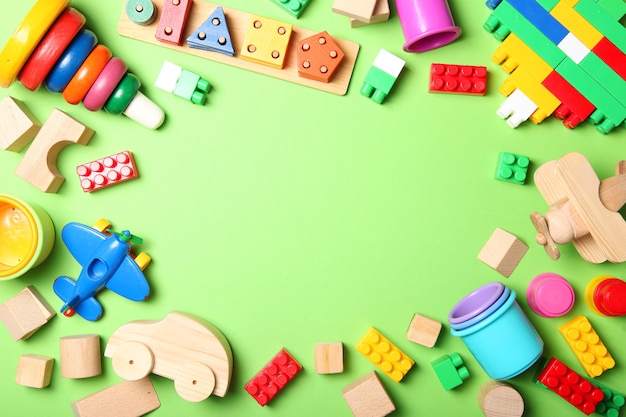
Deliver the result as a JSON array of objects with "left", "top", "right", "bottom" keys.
[{"left": 104, "top": 73, "right": 141, "bottom": 115}]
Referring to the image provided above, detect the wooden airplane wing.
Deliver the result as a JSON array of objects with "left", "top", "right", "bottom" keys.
[{"left": 61, "top": 222, "right": 106, "bottom": 266}]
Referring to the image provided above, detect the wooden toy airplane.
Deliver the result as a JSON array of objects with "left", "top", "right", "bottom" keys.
[
  {"left": 53, "top": 219, "right": 151, "bottom": 321},
  {"left": 531, "top": 152, "right": 626, "bottom": 263}
]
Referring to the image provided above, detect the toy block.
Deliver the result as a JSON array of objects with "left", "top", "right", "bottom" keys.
[
  {"left": 314, "top": 342, "right": 343, "bottom": 374},
  {"left": 60, "top": 334, "right": 102, "bottom": 378},
  {"left": 126, "top": 0, "right": 157, "bottom": 25},
  {"left": 71, "top": 377, "right": 160, "bottom": 417},
  {"left": 537, "top": 357, "right": 604, "bottom": 414},
  {"left": 271, "top": 0, "right": 311, "bottom": 18},
  {"left": 244, "top": 348, "right": 302, "bottom": 406},
  {"left": 429, "top": 63, "right": 487, "bottom": 95},
  {"left": 592, "top": 37, "right": 626, "bottom": 81},
  {"left": 542, "top": 70, "right": 595, "bottom": 129},
  {"left": 549, "top": 1, "right": 603, "bottom": 49},
  {"left": 360, "top": 49, "right": 405, "bottom": 104},
  {"left": 14, "top": 109, "right": 94, "bottom": 193},
  {"left": 495, "top": 152, "right": 530, "bottom": 185},
  {"left": 350, "top": 0, "right": 389, "bottom": 28},
  {"left": 478, "top": 228, "right": 528, "bottom": 278},
  {"left": 478, "top": 380, "right": 524, "bottom": 417},
  {"left": 342, "top": 371, "right": 396, "bottom": 417},
  {"left": 492, "top": 34, "right": 553, "bottom": 78},
  {"left": 240, "top": 15, "right": 293, "bottom": 69},
  {"left": 431, "top": 353, "right": 470, "bottom": 391},
  {"left": 296, "top": 31, "right": 345, "bottom": 83},
  {"left": 505, "top": 0, "right": 568, "bottom": 45},
  {"left": 498, "top": 67, "right": 560, "bottom": 125},
  {"left": 186, "top": 6, "right": 235, "bottom": 56},
  {"left": 589, "top": 378, "right": 626, "bottom": 417},
  {"left": 356, "top": 327, "right": 414, "bottom": 382},
  {"left": 0, "top": 286, "right": 55, "bottom": 341},
  {"left": 574, "top": 0, "right": 626, "bottom": 54},
  {"left": 155, "top": 61, "right": 211, "bottom": 105},
  {"left": 76, "top": 150, "right": 139, "bottom": 192},
  {"left": 556, "top": 33, "right": 590, "bottom": 64},
  {"left": 596, "top": 0, "right": 626, "bottom": 20},
  {"left": 579, "top": 53, "right": 626, "bottom": 108},
  {"left": 155, "top": 0, "right": 192, "bottom": 45},
  {"left": 332, "top": 0, "right": 377, "bottom": 23},
  {"left": 0, "top": 96, "right": 41, "bottom": 152},
  {"left": 496, "top": 89, "right": 539, "bottom": 128},
  {"left": 405, "top": 313, "right": 442, "bottom": 348},
  {"left": 558, "top": 315, "right": 615, "bottom": 377},
  {"left": 16, "top": 354, "right": 54, "bottom": 388}
]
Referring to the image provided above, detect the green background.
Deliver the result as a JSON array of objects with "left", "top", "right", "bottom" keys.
[{"left": 1, "top": 0, "right": 626, "bottom": 416}]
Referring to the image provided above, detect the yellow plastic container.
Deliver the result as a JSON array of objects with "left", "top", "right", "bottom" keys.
[{"left": 0, "top": 195, "right": 55, "bottom": 280}]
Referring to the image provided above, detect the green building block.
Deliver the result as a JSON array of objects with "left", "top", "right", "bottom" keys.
[
  {"left": 591, "top": 379, "right": 626, "bottom": 417},
  {"left": 431, "top": 353, "right": 470, "bottom": 391},
  {"left": 495, "top": 152, "right": 529, "bottom": 185},
  {"left": 270, "top": 0, "right": 310, "bottom": 18},
  {"left": 534, "top": 0, "right": 560, "bottom": 12},
  {"left": 596, "top": 0, "right": 626, "bottom": 21},
  {"left": 579, "top": 53, "right": 626, "bottom": 107},
  {"left": 574, "top": 0, "right": 626, "bottom": 53},
  {"left": 173, "top": 70, "right": 211, "bottom": 105},
  {"left": 360, "top": 50, "right": 405, "bottom": 104}
]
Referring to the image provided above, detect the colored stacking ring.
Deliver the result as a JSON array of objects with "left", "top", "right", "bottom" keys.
[
  {"left": 104, "top": 73, "right": 141, "bottom": 115},
  {"left": 63, "top": 45, "right": 112, "bottom": 105},
  {"left": 18, "top": 8, "right": 86, "bottom": 91},
  {"left": 0, "top": 0, "right": 70, "bottom": 88},
  {"left": 83, "top": 57, "right": 127, "bottom": 111},
  {"left": 526, "top": 273, "right": 574, "bottom": 318},
  {"left": 126, "top": 0, "right": 157, "bottom": 25},
  {"left": 46, "top": 29, "right": 98, "bottom": 93}
]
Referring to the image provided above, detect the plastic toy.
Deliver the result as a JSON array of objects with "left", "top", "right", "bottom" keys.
[
  {"left": 125, "top": 0, "right": 156, "bottom": 25},
  {"left": 71, "top": 378, "right": 160, "bottom": 417},
  {"left": 429, "top": 64, "right": 487, "bottom": 95},
  {"left": 350, "top": 0, "right": 390, "bottom": 28},
  {"left": 537, "top": 357, "right": 604, "bottom": 414},
  {"left": 342, "top": 371, "right": 396, "bottom": 417},
  {"left": 360, "top": 49, "right": 405, "bottom": 104},
  {"left": 526, "top": 273, "right": 574, "bottom": 317},
  {"left": 405, "top": 313, "right": 442, "bottom": 348},
  {"left": 187, "top": 6, "right": 235, "bottom": 56},
  {"left": 77, "top": 150, "right": 139, "bottom": 192},
  {"left": 478, "top": 380, "right": 524, "bottom": 417},
  {"left": 431, "top": 353, "right": 470, "bottom": 390},
  {"left": 394, "top": 0, "right": 461, "bottom": 52},
  {"left": 449, "top": 282, "right": 543, "bottom": 380},
  {"left": 240, "top": 15, "right": 293, "bottom": 69},
  {"left": 271, "top": 0, "right": 310, "bottom": 18},
  {"left": 53, "top": 219, "right": 151, "bottom": 321},
  {"left": 531, "top": 152, "right": 626, "bottom": 263},
  {"left": 244, "top": 348, "right": 302, "bottom": 406},
  {"left": 60, "top": 334, "right": 102, "bottom": 378},
  {"left": 16, "top": 354, "right": 54, "bottom": 388},
  {"left": 296, "top": 31, "right": 345, "bottom": 83},
  {"left": 558, "top": 315, "right": 615, "bottom": 378},
  {"left": 590, "top": 378, "right": 626, "bottom": 417},
  {"left": 155, "top": 0, "right": 192, "bottom": 45},
  {"left": 0, "top": 286, "right": 55, "bottom": 341},
  {"left": 0, "top": 96, "right": 41, "bottom": 151},
  {"left": 332, "top": 0, "right": 377, "bottom": 23},
  {"left": 585, "top": 275, "right": 626, "bottom": 316},
  {"left": 105, "top": 312, "right": 233, "bottom": 402},
  {"left": 356, "top": 327, "right": 414, "bottom": 382},
  {"left": 155, "top": 61, "right": 211, "bottom": 105},
  {"left": 0, "top": 195, "right": 55, "bottom": 280},
  {"left": 477, "top": 228, "right": 528, "bottom": 277},
  {"left": 314, "top": 342, "right": 343, "bottom": 374},
  {"left": 494, "top": 152, "right": 529, "bottom": 185}
]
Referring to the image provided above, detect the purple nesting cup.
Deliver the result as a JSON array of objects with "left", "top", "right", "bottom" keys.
[{"left": 394, "top": 0, "right": 462, "bottom": 53}]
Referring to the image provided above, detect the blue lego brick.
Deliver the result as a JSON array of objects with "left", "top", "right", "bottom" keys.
[
  {"left": 486, "top": 0, "right": 503, "bottom": 10},
  {"left": 503, "top": 0, "right": 568, "bottom": 44}
]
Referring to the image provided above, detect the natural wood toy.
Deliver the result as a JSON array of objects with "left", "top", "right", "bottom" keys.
[
  {"left": 478, "top": 228, "right": 528, "bottom": 277},
  {"left": 60, "top": 334, "right": 102, "bottom": 378},
  {"left": 405, "top": 313, "right": 442, "bottom": 348},
  {"left": 16, "top": 354, "right": 54, "bottom": 388},
  {"left": 0, "top": 286, "right": 56, "bottom": 341},
  {"left": 342, "top": 371, "right": 396, "bottom": 417},
  {"left": 478, "top": 380, "right": 524, "bottom": 417},
  {"left": 314, "top": 342, "right": 344, "bottom": 374},
  {"left": 0, "top": 96, "right": 41, "bottom": 152},
  {"left": 105, "top": 311, "right": 233, "bottom": 402},
  {"left": 71, "top": 377, "right": 160, "bottom": 417},
  {"left": 531, "top": 152, "right": 626, "bottom": 263}
]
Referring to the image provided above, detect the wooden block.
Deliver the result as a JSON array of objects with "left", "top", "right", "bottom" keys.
[
  {"left": 240, "top": 15, "right": 292, "bottom": 69},
  {"left": 332, "top": 0, "right": 377, "bottom": 23},
  {"left": 16, "top": 354, "right": 54, "bottom": 388},
  {"left": 478, "top": 380, "right": 524, "bottom": 417},
  {"left": 0, "top": 286, "right": 56, "bottom": 341},
  {"left": 477, "top": 228, "right": 528, "bottom": 278},
  {"left": 71, "top": 377, "right": 160, "bottom": 417},
  {"left": 60, "top": 334, "right": 102, "bottom": 378},
  {"left": 342, "top": 371, "right": 395, "bottom": 417},
  {"left": 405, "top": 313, "right": 442, "bottom": 348},
  {"left": 14, "top": 108, "right": 94, "bottom": 193},
  {"left": 155, "top": 0, "right": 192, "bottom": 45},
  {"left": 314, "top": 342, "right": 343, "bottom": 374},
  {"left": 350, "top": 0, "right": 390, "bottom": 28},
  {"left": 0, "top": 96, "right": 41, "bottom": 152},
  {"left": 296, "top": 31, "right": 345, "bottom": 83}
]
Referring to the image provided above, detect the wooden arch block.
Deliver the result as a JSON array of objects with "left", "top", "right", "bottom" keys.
[{"left": 0, "top": 96, "right": 41, "bottom": 151}]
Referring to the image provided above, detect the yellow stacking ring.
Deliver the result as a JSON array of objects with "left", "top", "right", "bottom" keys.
[{"left": 0, "top": 0, "right": 70, "bottom": 88}]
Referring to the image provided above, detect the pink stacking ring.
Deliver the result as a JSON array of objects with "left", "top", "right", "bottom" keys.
[
  {"left": 527, "top": 273, "right": 575, "bottom": 318},
  {"left": 83, "top": 57, "right": 127, "bottom": 111}
]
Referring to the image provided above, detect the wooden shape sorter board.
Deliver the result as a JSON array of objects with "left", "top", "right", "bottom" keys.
[{"left": 118, "top": 0, "right": 360, "bottom": 95}]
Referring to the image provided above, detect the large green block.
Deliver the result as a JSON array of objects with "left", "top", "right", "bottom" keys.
[{"left": 574, "top": 0, "right": 626, "bottom": 53}]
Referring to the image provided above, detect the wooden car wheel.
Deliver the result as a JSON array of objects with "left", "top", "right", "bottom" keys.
[
  {"left": 174, "top": 362, "right": 216, "bottom": 402},
  {"left": 93, "top": 218, "right": 111, "bottom": 233},
  {"left": 111, "top": 341, "right": 154, "bottom": 381},
  {"left": 134, "top": 252, "right": 151, "bottom": 271}
]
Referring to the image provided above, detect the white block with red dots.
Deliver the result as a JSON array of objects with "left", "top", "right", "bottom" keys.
[{"left": 76, "top": 150, "right": 139, "bottom": 192}]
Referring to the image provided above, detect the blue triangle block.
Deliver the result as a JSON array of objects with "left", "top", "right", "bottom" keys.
[{"left": 186, "top": 6, "right": 235, "bottom": 56}]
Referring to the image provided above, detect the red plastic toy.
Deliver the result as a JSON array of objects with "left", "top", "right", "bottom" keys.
[
  {"left": 244, "top": 348, "right": 302, "bottom": 406},
  {"left": 429, "top": 63, "right": 487, "bottom": 95}
]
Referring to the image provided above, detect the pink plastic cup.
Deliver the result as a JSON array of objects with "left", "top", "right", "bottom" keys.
[{"left": 394, "top": 0, "right": 461, "bottom": 53}]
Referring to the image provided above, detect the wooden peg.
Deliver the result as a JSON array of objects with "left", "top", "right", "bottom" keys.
[
  {"left": 0, "top": 96, "right": 41, "bottom": 152},
  {"left": 14, "top": 108, "right": 94, "bottom": 193},
  {"left": 478, "top": 380, "right": 524, "bottom": 417},
  {"left": 16, "top": 354, "right": 54, "bottom": 388},
  {"left": 60, "top": 334, "right": 102, "bottom": 378},
  {"left": 314, "top": 342, "right": 343, "bottom": 374},
  {"left": 155, "top": 0, "right": 192, "bottom": 45},
  {"left": 71, "top": 377, "right": 160, "bottom": 417},
  {"left": 0, "top": 286, "right": 56, "bottom": 341}
]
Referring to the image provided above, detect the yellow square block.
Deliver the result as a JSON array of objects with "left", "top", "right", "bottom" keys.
[
  {"left": 356, "top": 327, "right": 414, "bottom": 382},
  {"left": 240, "top": 15, "right": 293, "bottom": 69}
]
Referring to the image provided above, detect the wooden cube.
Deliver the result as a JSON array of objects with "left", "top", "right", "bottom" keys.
[
  {"left": 16, "top": 354, "right": 54, "bottom": 388},
  {"left": 406, "top": 313, "right": 442, "bottom": 348},
  {"left": 60, "top": 334, "right": 102, "bottom": 378},
  {"left": 332, "top": 0, "right": 377, "bottom": 23},
  {"left": 0, "top": 286, "right": 56, "bottom": 341},
  {"left": 342, "top": 371, "right": 395, "bottom": 417},
  {"left": 477, "top": 228, "right": 528, "bottom": 278},
  {"left": 314, "top": 342, "right": 343, "bottom": 374},
  {"left": 71, "top": 377, "right": 160, "bottom": 417}
]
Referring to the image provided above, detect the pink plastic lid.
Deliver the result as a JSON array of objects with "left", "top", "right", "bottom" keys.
[{"left": 526, "top": 273, "right": 575, "bottom": 318}]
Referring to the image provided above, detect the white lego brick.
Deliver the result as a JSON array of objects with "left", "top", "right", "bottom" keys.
[
  {"left": 557, "top": 33, "right": 590, "bottom": 64},
  {"left": 372, "top": 49, "right": 405, "bottom": 78},
  {"left": 154, "top": 61, "right": 183, "bottom": 93},
  {"left": 496, "top": 89, "right": 538, "bottom": 128}
]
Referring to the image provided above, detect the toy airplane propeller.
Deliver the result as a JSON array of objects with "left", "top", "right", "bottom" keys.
[{"left": 53, "top": 219, "right": 151, "bottom": 321}]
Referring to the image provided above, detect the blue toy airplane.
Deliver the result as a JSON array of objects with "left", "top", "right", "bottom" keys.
[{"left": 53, "top": 220, "right": 151, "bottom": 321}]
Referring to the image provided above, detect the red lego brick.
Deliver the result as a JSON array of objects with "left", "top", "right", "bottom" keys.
[
  {"left": 537, "top": 357, "right": 604, "bottom": 415},
  {"left": 156, "top": 0, "right": 192, "bottom": 45},
  {"left": 592, "top": 37, "right": 626, "bottom": 81},
  {"left": 76, "top": 150, "right": 139, "bottom": 192},
  {"left": 244, "top": 348, "right": 302, "bottom": 406},
  {"left": 429, "top": 64, "right": 487, "bottom": 95},
  {"left": 296, "top": 31, "right": 345, "bottom": 83},
  {"left": 542, "top": 71, "right": 595, "bottom": 129}
]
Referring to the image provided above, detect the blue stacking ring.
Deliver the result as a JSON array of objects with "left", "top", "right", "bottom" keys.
[{"left": 45, "top": 29, "right": 97, "bottom": 93}]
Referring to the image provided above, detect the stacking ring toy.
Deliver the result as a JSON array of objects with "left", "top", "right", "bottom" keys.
[
  {"left": 83, "top": 57, "right": 127, "bottom": 111},
  {"left": 104, "top": 73, "right": 141, "bottom": 115},
  {"left": 63, "top": 44, "right": 111, "bottom": 105},
  {"left": 45, "top": 29, "right": 98, "bottom": 93}
]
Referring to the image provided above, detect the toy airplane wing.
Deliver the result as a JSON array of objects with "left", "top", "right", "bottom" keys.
[
  {"left": 62, "top": 222, "right": 106, "bottom": 266},
  {"left": 105, "top": 255, "right": 150, "bottom": 302}
]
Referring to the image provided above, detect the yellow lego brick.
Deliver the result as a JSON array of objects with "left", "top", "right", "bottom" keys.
[
  {"left": 240, "top": 15, "right": 293, "bottom": 69},
  {"left": 356, "top": 327, "right": 414, "bottom": 382},
  {"left": 558, "top": 315, "right": 615, "bottom": 378},
  {"left": 550, "top": 1, "right": 603, "bottom": 49},
  {"left": 499, "top": 67, "right": 560, "bottom": 124},
  {"left": 492, "top": 34, "right": 553, "bottom": 79}
]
